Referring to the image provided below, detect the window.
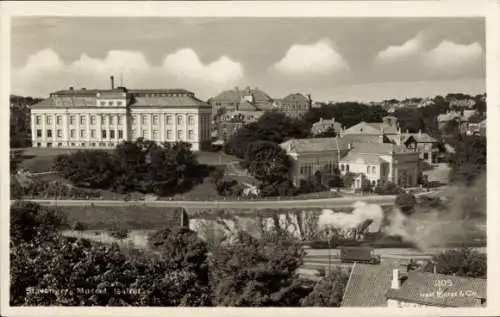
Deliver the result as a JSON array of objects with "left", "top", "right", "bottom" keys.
[
  {"left": 300, "top": 166, "right": 305, "bottom": 175},
  {"left": 80, "top": 116, "right": 85, "bottom": 125},
  {"left": 152, "top": 130, "right": 159, "bottom": 140},
  {"left": 346, "top": 165, "right": 350, "bottom": 173},
  {"left": 56, "top": 116, "right": 62, "bottom": 125},
  {"left": 118, "top": 130, "right": 123, "bottom": 139},
  {"left": 70, "top": 129, "right": 76, "bottom": 138},
  {"left": 57, "top": 129, "right": 62, "bottom": 138},
  {"left": 90, "top": 116, "right": 96, "bottom": 125},
  {"left": 131, "top": 129, "right": 136, "bottom": 138},
  {"left": 58, "top": 143, "right": 63, "bottom": 147},
  {"left": 153, "top": 115, "right": 159, "bottom": 125},
  {"left": 70, "top": 115, "right": 76, "bottom": 125},
  {"left": 102, "top": 130, "right": 107, "bottom": 138},
  {"left": 167, "top": 130, "right": 172, "bottom": 140},
  {"left": 46, "top": 116, "right": 52, "bottom": 125},
  {"left": 166, "top": 115, "right": 173, "bottom": 125},
  {"left": 37, "top": 142, "right": 41, "bottom": 147},
  {"left": 109, "top": 116, "right": 114, "bottom": 125},
  {"left": 142, "top": 130, "right": 148, "bottom": 138},
  {"left": 81, "top": 143, "right": 86, "bottom": 147},
  {"left": 110, "top": 130, "right": 115, "bottom": 139},
  {"left": 71, "top": 142, "right": 76, "bottom": 147},
  {"left": 36, "top": 129, "right": 42, "bottom": 138},
  {"left": 371, "top": 166, "right": 376, "bottom": 174},
  {"left": 108, "top": 101, "right": 114, "bottom": 106},
  {"left": 341, "top": 164, "right": 345, "bottom": 172},
  {"left": 91, "top": 129, "right": 96, "bottom": 138},
  {"left": 132, "top": 115, "right": 137, "bottom": 125},
  {"left": 117, "top": 116, "right": 122, "bottom": 125},
  {"left": 47, "top": 142, "right": 52, "bottom": 148},
  {"left": 177, "top": 130, "right": 183, "bottom": 139},
  {"left": 177, "top": 115, "right": 183, "bottom": 125},
  {"left": 142, "top": 115, "right": 147, "bottom": 125},
  {"left": 47, "top": 129, "right": 52, "bottom": 138},
  {"left": 423, "top": 153, "right": 429, "bottom": 160},
  {"left": 117, "top": 101, "right": 123, "bottom": 106},
  {"left": 91, "top": 142, "right": 96, "bottom": 147},
  {"left": 100, "top": 101, "right": 106, "bottom": 106},
  {"left": 36, "top": 116, "right": 41, "bottom": 125},
  {"left": 367, "top": 166, "right": 371, "bottom": 174},
  {"left": 188, "top": 116, "right": 194, "bottom": 125},
  {"left": 100, "top": 115, "right": 106, "bottom": 124},
  {"left": 188, "top": 130, "right": 194, "bottom": 140},
  {"left": 80, "top": 130, "right": 86, "bottom": 138}
]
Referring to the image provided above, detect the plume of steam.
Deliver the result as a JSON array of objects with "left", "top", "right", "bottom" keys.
[
  {"left": 318, "top": 201, "right": 384, "bottom": 233},
  {"left": 383, "top": 173, "right": 486, "bottom": 252}
]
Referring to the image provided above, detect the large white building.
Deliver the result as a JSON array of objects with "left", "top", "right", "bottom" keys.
[{"left": 30, "top": 80, "right": 212, "bottom": 151}]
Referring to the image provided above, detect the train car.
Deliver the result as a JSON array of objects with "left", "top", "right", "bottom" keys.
[{"left": 339, "top": 246, "right": 381, "bottom": 264}]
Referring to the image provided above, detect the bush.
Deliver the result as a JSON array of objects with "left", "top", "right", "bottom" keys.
[
  {"left": 395, "top": 192, "right": 417, "bottom": 215},
  {"left": 301, "top": 269, "right": 350, "bottom": 307},
  {"left": 426, "top": 248, "right": 486, "bottom": 279},
  {"left": 373, "top": 182, "right": 402, "bottom": 195},
  {"left": 108, "top": 225, "right": 130, "bottom": 240},
  {"left": 71, "top": 221, "right": 87, "bottom": 231}
]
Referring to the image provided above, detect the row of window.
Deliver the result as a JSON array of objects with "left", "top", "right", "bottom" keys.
[
  {"left": 36, "top": 128, "right": 196, "bottom": 141},
  {"left": 36, "top": 129, "right": 125, "bottom": 139},
  {"left": 35, "top": 115, "right": 126, "bottom": 126},
  {"left": 131, "top": 129, "right": 195, "bottom": 140},
  {"left": 35, "top": 114, "right": 198, "bottom": 126},
  {"left": 37, "top": 142, "right": 118, "bottom": 148},
  {"left": 98, "top": 100, "right": 124, "bottom": 107}
]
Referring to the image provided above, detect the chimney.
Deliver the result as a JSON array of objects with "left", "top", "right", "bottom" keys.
[
  {"left": 391, "top": 268, "right": 400, "bottom": 289},
  {"left": 348, "top": 143, "right": 352, "bottom": 150},
  {"left": 110, "top": 76, "right": 115, "bottom": 90},
  {"left": 69, "top": 86, "right": 74, "bottom": 91},
  {"left": 418, "top": 129, "right": 422, "bottom": 137}
]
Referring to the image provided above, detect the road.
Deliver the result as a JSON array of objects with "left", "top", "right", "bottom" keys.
[{"left": 14, "top": 195, "right": 396, "bottom": 209}]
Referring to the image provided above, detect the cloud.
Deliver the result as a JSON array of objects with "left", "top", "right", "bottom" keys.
[
  {"left": 373, "top": 33, "right": 484, "bottom": 78},
  {"left": 424, "top": 41, "right": 483, "bottom": 74},
  {"left": 162, "top": 48, "right": 243, "bottom": 84},
  {"left": 13, "top": 48, "right": 244, "bottom": 99},
  {"left": 374, "top": 33, "right": 425, "bottom": 63},
  {"left": 272, "top": 39, "right": 349, "bottom": 76}
]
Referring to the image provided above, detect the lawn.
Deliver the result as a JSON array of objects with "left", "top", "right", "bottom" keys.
[
  {"left": 16, "top": 147, "right": 238, "bottom": 173},
  {"left": 59, "top": 205, "right": 185, "bottom": 230}
]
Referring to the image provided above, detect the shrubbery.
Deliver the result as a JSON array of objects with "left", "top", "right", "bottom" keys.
[
  {"left": 373, "top": 182, "right": 403, "bottom": 195},
  {"left": 20, "top": 179, "right": 102, "bottom": 199},
  {"left": 301, "top": 269, "right": 351, "bottom": 307},
  {"left": 52, "top": 139, "right": 208, "bottom": 197}
]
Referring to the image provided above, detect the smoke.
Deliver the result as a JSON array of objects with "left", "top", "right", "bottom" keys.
[
  {"left": 383, "top": 173, "right": 487, "bottom": 252},
  {"left": 318, "top": 201, "right": 384, "bottom": 233}
]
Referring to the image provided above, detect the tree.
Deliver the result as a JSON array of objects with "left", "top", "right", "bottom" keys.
[
  {"left": 10, "top": 149, "right": 25, "bottom": 175},
  {"left": 314, "top": 126, "right": 337, "bottom": 138},
  {"left": 53, "top": 150, "right": 119, "bottom": 189},
  {"left": 425, "top": 248, "right": 486, "bottom": 279},
  {"left": 395, "top": 192, "right": 416, "bottom": 216},
  {"left": 10, "top": 201, "right": 67, "bottom": 245},
  {"left": 448, "top": 135, "right": 486, "bottom": 186},
  {"left": 10, "top": 95, "right": 42, "bottom": 148},
  {"left": 209, "top": 231, "right": 305, "bottom": 306},
  {"left": 361, "top": 179, "right": 373, "bottom": 193},
  {"left": 303, "top": 102, "right": 388, "bottom": 130},
  {"left": 225, "top": 111, "right": 309, "bottom": 158},
  {"left": 373, "top": 181, "right": 402, "bottom": 195},
  {"left": 245, "top": 141, "right": 292, "bottom": 183},
  {"left": 301, "top": 269, "right": 350, "bottom": 306}
]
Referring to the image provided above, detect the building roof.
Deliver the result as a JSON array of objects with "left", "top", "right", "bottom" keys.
[
  {"left": 340, "top": 152, "right": 386, "bottom": 165},
  {"left": 350, "top": 142, "right": 413, "bottom": 155},
  {"left": 342, "top": 263, "right": 394, "bottom": 307},
  {"left": 32, "top": 89, "right": 210, "bottom": 109},
  {"left": 212, "top": 87, "right": 273, "bottom": 104},
  {"left": 438, "top": 111, "right": 461, "bottom": 122},
  {"left": 283, "top": 93, "right": 309, "bottom": 103},
  {"left": 403, "top": 133, "right": 437, "bottom": 144},
  {"left": 280, "top": 137, "right": 351, "bottom": 154},
  {"left": 339, "top": 134, "right": 385, "bottom": 144},
  {"left": 343, "top": 121, "right": 398, "bottom": 135},
  {"left": 462, "top": 110, "right": 478, "bottom": 121},
  {"left": 311, "top": 118, "right": 343, "bottom": 135},
  {"left": 386, "top": 271, "right": 486, "bottom": 307}
]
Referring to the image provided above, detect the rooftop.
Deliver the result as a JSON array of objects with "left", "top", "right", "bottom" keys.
[
  {"left": 340, "top": 152, "right": 387, "bottom": 165},
  {"left": 280, "top": 137, "right": 351, "bottom": 154},
  {"left": 342, "top": 263, "right": 394, "bottom": 307},
  {"left": 211, "top": 87, "right": 273, "bottom": 104},
  {"left": 386, "top": 271, "right": 486, "bottom": 307}
]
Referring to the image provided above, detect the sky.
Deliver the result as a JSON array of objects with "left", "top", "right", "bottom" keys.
[{"left": 11, "top": 17, "right": 486, "bottom": 102}]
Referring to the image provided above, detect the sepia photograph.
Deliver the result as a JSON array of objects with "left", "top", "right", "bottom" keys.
[{"left": 1, "top": 1, "right": 499, "bottom": 316}]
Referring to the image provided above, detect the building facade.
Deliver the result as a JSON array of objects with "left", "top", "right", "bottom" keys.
[
  {"left": 30, "top": 83, "right": 212, "bottom": 151},
  {"left": 280, "top": 136, "right": 420, "bottom": 188},
  {"left": 273, "top": 93, "right": 312, "bottom": 118}
]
